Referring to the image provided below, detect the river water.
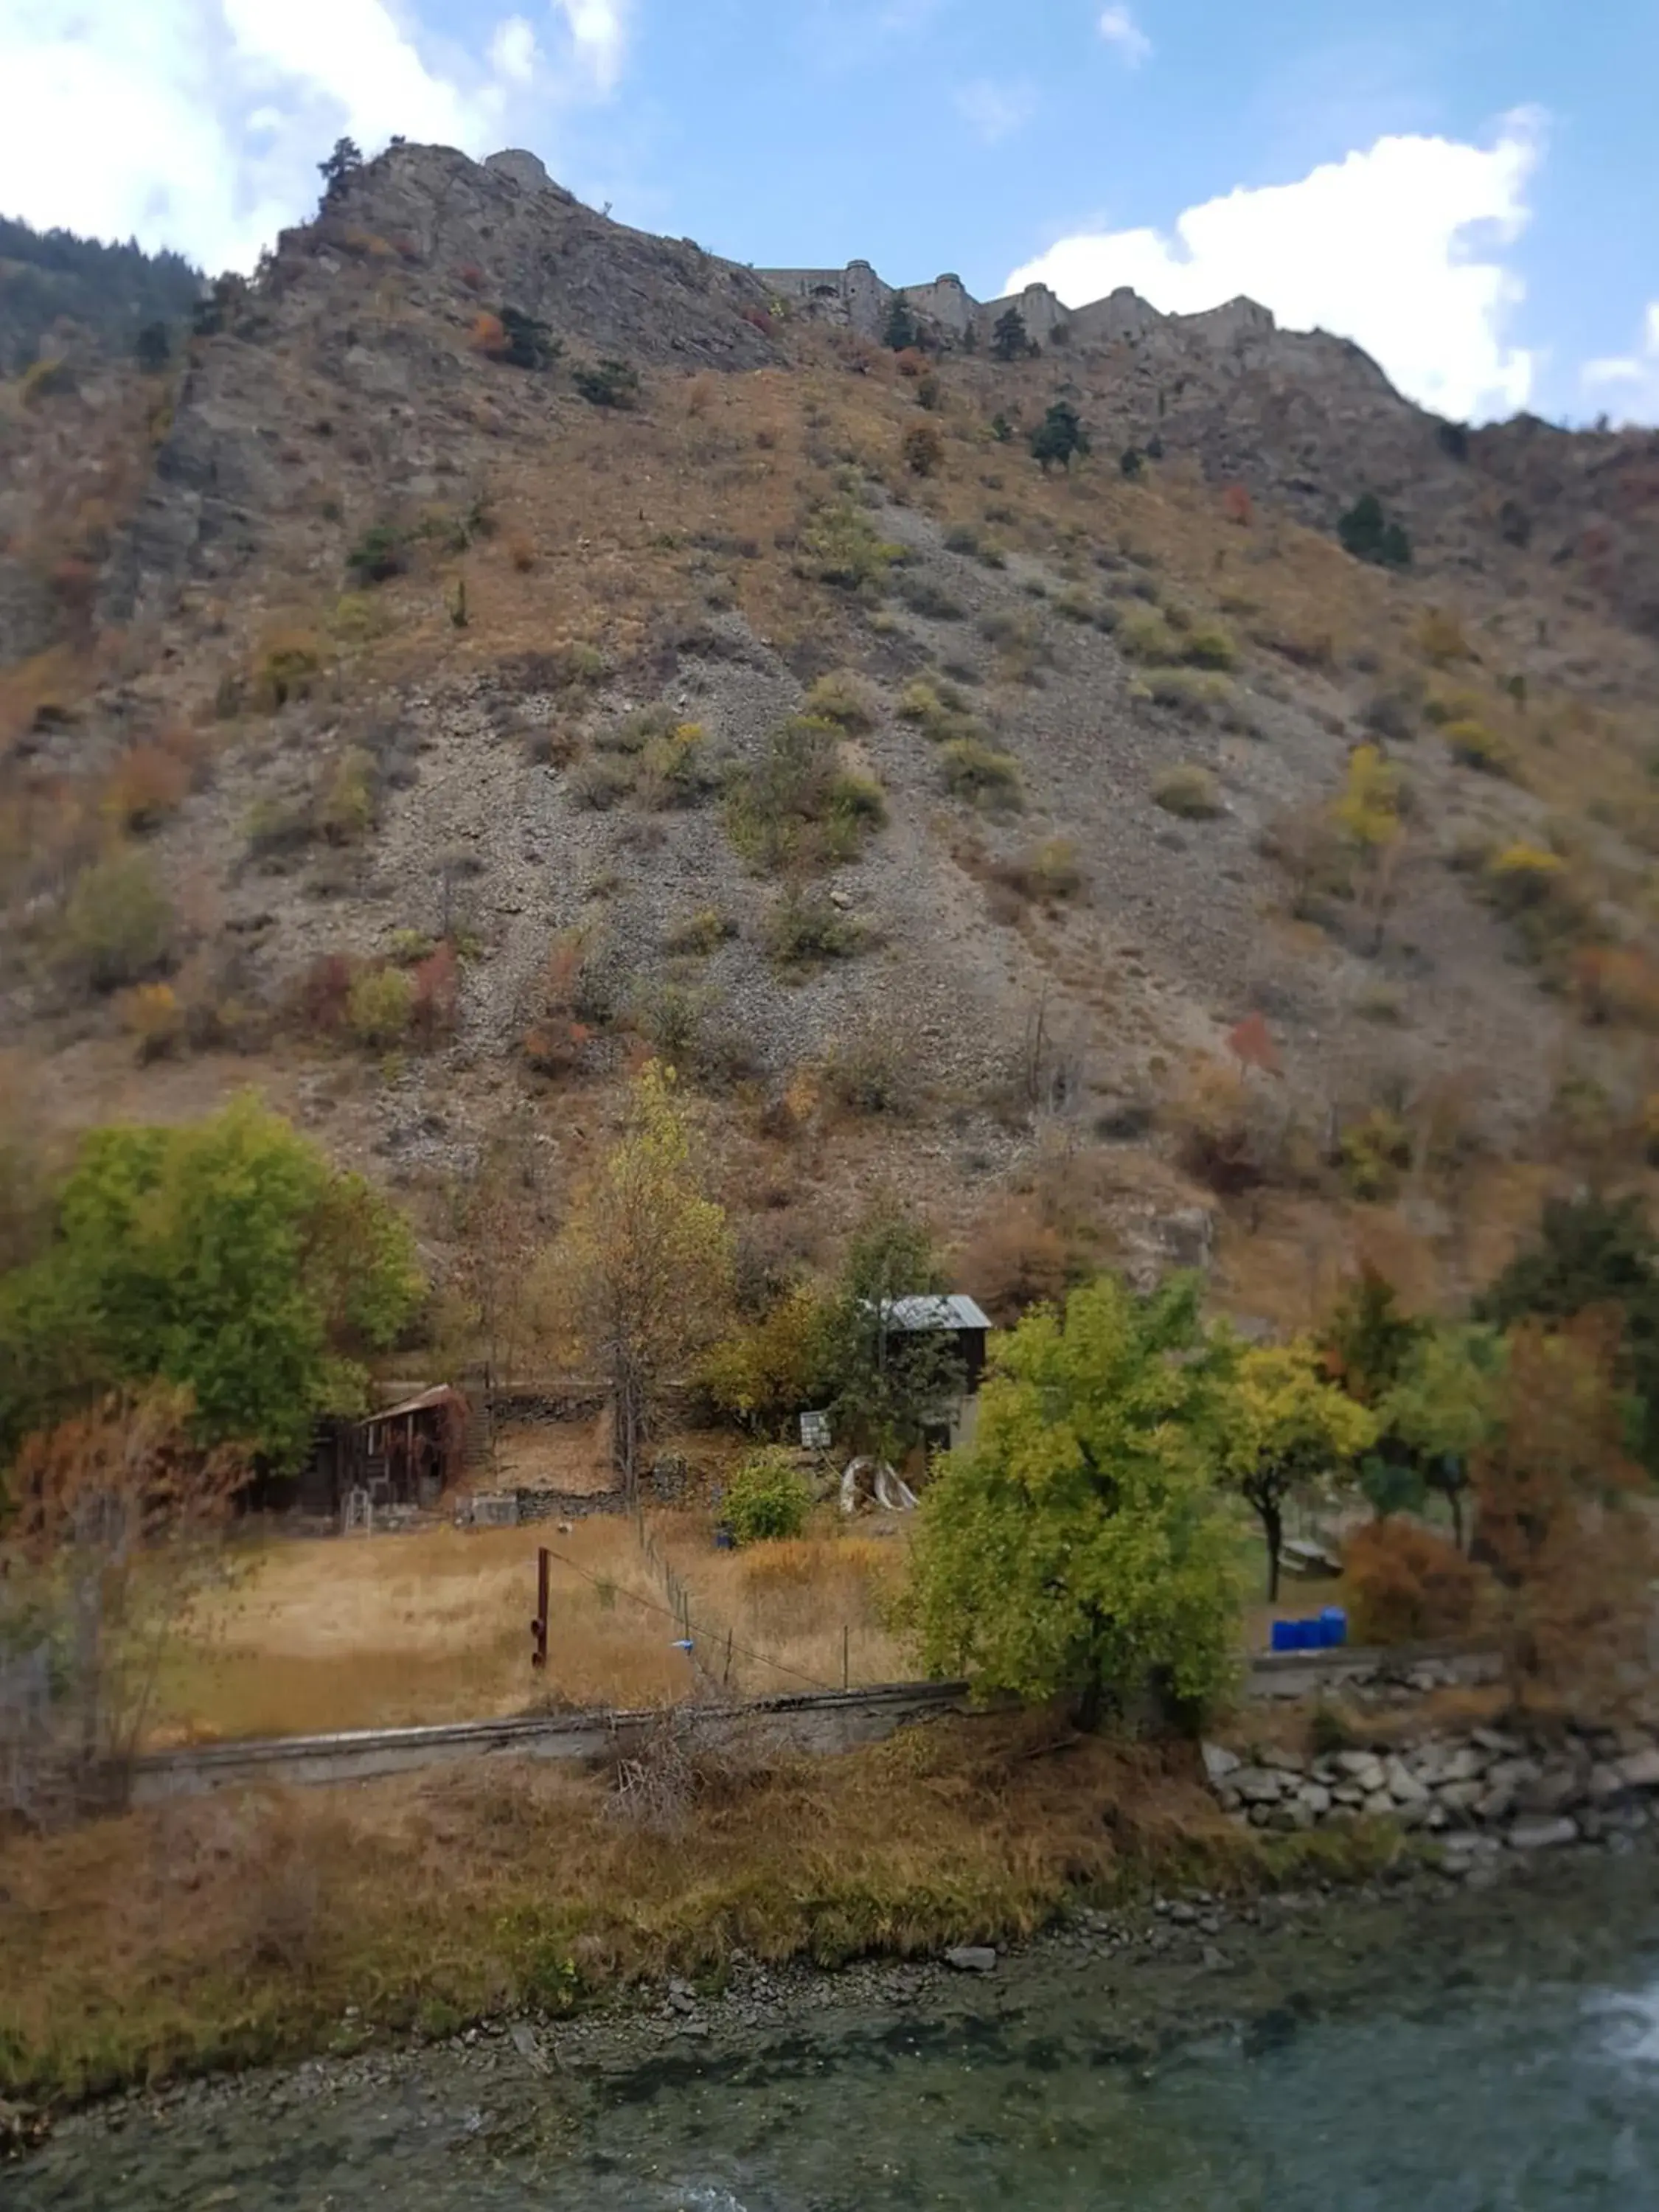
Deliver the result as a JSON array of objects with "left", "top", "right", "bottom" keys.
[{"left": 13, "top": 1858, "right": 1659, "bottom": 2210}]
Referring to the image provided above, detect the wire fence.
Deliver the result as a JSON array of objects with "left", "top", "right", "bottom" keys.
[{"left": 530, "top": 1524, "right": 846, "bottom": 1700}]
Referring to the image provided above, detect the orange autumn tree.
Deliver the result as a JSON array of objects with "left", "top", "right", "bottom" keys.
[
  {"left": 1472, "top": 1312, "right": 1655, "bottom": 1711},
  {"left": 5, "top": 1387, "right": 244, "bottom": 1817}
]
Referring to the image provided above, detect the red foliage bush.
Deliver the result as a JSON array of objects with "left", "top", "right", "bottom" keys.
[
  {"left": 291, "top": 952, "right": 355, "bottom": 1038},
  {"left": 740, "top": 305, "right": 776, "bottom": 338},
  {"left": 470, "top": 312, "right": 508, "bottom": 359},
  {"left": 411, "top": 941, "right": 460, "bottom": 1043},
  {"left": 1344, "top": 1520, "right": 1483, "bottom": 1646},
  {"left": 455, "top": 263, "right": 485, "bottom": 293},
  {"left": 1221, "top": 482, "right": 1254, "bottom": 527}
]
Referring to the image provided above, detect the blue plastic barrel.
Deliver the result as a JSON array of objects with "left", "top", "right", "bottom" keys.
[
  {"left": 1319, "top": 1606, "right": 1348, "bottom": 1648},
  {"left": 1270, "top": 1619, "right": 1298, "bottom": 1652}
]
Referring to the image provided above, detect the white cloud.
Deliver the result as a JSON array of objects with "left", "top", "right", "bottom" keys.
[
  {"left": 953, "top": 77, "right": 1037, "bottom": 145},
  {"left": 0, "top": 0, "right": 632, "bottom": 276},
  {"left": 489, "top": 15, "right": 540, "bottom": 84},
  {"left": 1583, "top": 303, "right": 1659, "bottom": 424},
  {"left": 549, "top": 0, "right": 631, "bottom": 94},
  {"left": 1097, "top": 6, "right": 1151, "bottom": 67},
  {"left": 1006, "top": 111, "right": 1543, "bottom": 421}
]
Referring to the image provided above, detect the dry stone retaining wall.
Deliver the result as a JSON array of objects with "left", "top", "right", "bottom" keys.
[{"left": 1205, "top": 1722, "right": 1659, "bottom": 1863}]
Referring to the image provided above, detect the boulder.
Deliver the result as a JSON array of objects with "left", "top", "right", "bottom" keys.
[
  {"left": 1233, "top": 1768, "right": 1285, "bottom": 1805},
  {"left": 1507, "top": 1815, "right": 1579, "bottom": 1852},
  {"left": 944, "top": 1946, "right": 998, "bottom": 1974},
  {"left": 1297, "top": 1782, "right": 1332, "bottom": 1818},
  {"left": 1615, "top": 1747, "right": 1659, "bottom": 1792},
  {"left": 1201, "top": 1743, "right": 1241, "bottom": 1784},
  {"left": 1517, "top": 1766, "right": 1585, "bottom": 1816}
]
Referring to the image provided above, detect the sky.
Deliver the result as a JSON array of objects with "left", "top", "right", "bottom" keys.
[{"left": 1, "top": 0, "right": 1656, "bottom": 426}]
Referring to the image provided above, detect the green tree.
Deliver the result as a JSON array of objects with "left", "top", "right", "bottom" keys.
[
  {"left": 556, "top": 1061, "right": 734, "bottom": 1495},
  {"left": 317, "top": 136, "right": 364, "bottom": 201},
  {"left": 1476, "top": 1192, "right": 1659, "bottom": 1471},
  {"left": 882, "top": 296, "right": 919, "bottom": 351},
  {"left": 815, "top": 1208, "right": 960, "bottom": 1463},
  {"left": 1375, "top": 1321, "right": 1506, "bottom": 1550},
  {"left": 133, "top": 320, "right": 170, "bottom": 373},
  {"left": 1321, "top": 1265, "right": 1424, "bottom": 1407},
  {"left": 990, "top": 306, "right": 1033, "bottom": 361},
  {"left": 908, "top": 1274, "right": 1242, "bottom": 1726},
  {"left": 1338, "top": 492, "right": 1412, "bottom": 568},
  {"left": 0, "top": 1096, "right": 422, "bottom": 1472},
  {"left": 1222, "top": 1339, "right": 1378, "bottom": 1599},
  {"left": 1029, "top": 401, "right": 1088, "bottom": 473},
  {"left": 723, "top": 1447, "right": 813, "bottom": 1543}
]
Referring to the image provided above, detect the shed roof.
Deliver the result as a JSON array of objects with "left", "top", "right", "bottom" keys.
[
  {"left": 881, "top": 1294, "right": 992, "bottom": 1333},
  {"left": 362, "top": 1384, "right": 466, "bottom": 1426}
]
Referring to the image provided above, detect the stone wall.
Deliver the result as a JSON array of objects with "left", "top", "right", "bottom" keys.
[{"left": 1206, "top": 1721, "right": 1659, "bottom": 1863}]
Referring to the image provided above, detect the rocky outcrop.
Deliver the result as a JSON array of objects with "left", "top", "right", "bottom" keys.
[{"left": 1206, "top": 1722, "right": 1659, "bottom": 1860}]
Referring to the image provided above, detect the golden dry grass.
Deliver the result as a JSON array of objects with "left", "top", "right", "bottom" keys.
[
  {"left": 154, "top": 1521, "right": 691, "bottom": 1742},
  {"left": 152, "top": 1513, "right": 917, "bottom": 1741},
  {"left": 0, "top": 1714, "right": 1333, "bottom": 2104},
  {"left": 653, "top": 1517, "right": 914, "bottom": 1695}
]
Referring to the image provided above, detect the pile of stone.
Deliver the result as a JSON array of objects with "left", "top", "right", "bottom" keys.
[{"left": 1205, "top": 1725, "right": 1659, "bottom": 1858}]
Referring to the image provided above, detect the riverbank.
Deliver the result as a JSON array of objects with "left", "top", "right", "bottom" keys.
[
  {"left": 3, "top": 1698, "right": 1653, "bottom": 2138},
  {"left": 0, "top": 1709, "right": 1387, "bottom": 2122},
  {"left": 16, "top": 1830, "right": 1659, "bottom": 2205}
]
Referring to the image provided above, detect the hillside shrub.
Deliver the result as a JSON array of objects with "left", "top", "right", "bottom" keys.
[
  {"left": 345, "top": 524, "right": 404, "bottom": 587},
  {"left": 664, "top": 908, "right": 737, "bottom": 956},
  {"left": 765, "top": 891, "right": 863, "bottom": 972},
  {"left": 55, "top": 849, "right": 175, "bottom": 992},
  {"left": 723, "top": 1450, "right": 813, "bottom": 1544},
  {"left": 314, "top": 747, "right": 378, "bottom": 844},
  {"left": 345, "top": 963, "right": 414, "bottom": 1049},
  {"left": 902, "top": 422, "right": 944, "bottom": 476},
  {"left": 1119, "top": 609, "right": 1181, "bottom": 663},
  {"left": 823, "top": 1024, "right": 917, "bottom": 1119},
  {"left": 120, "top": 981, "right": 185, "bottom": 1063},
  {"left": 1338, "top": 493, "right": 1412, "bottom": 568},
  {"left": 1144, "top": 669, "right": 1234, "bottom": 720},
  {"left": 1343, "top": 1520, "right": 1482, "bottom": 1646},
  {"left": 1152, "top": 764, "right": 1222, "bottom": 819},
  {"left": 493, "top": 306, "right": 558, "bottom": 370},
  {"left": 1183, "top": 622, "right": 1238, "bottom": 670},
  {"left": 572, "top": 358, "right": 641, "bottom": 408},
  {"left": 1338, "top": 1106, "right": 1413, "bottom": 1201},
  {"left": 987, "top": 836, "right": 1082, "bottom": 905},
  {"left": 727, "top": 717, "right": 885, "bottom": 872},
  {"left": 796, "top": 502, "right": 900, "bottom": 594},
  {"left": 805, "top": 669, "right": 880, "bottom": 730},
  {"left": 1443, "top": 719, "right": 1516, "bottom": 777},
  {"left": 635, "top": 723, "right": 722, "bottom": 810},
  {"left": 897, "top": 575, "right": 965, "bottom": 620},
  {"left": 251, "top": 633, "right": 324, "bottom": 712},
  {"left": 939, "top": 737, "right": 1023, "bottom": 811},
  {"left": 103, "top": 740, "right": 192, "bottom": 832},
  {"left": 1481, "top": 844, "right": 1594, "bottom": 965},
  {"left": 569, "top": 756, "right": 633, "bottom": 810}
]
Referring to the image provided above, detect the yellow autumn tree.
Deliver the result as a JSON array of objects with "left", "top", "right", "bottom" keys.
[
  {"left": 1334, "top": 742, "right": 1405, "bottom": 954},
  {"left": 1221, "top": 1338, "right": 1378, "bottom": 1599},
  {"left": 554, "top": 1061, "right": 733, "bottom": 1496}
]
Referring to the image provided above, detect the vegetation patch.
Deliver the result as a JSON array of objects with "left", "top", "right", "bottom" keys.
[
  {"left": 1152, "top": 765, "right": 1223, "bottom": 819},
  {"left": 726, "top": 717, "right": 885, "bottom": 872}
]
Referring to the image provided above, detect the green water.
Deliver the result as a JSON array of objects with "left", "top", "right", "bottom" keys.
[{"left": 14, "top": 1862, "right": 1659, "bottom": 2209}]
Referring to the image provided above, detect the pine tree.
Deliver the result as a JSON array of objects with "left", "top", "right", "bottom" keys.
[{"left": 990, "top": 306, "right": 1033, "bottom": 361}]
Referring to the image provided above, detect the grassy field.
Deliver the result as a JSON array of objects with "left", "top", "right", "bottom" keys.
[
  {"left": 0, "top": 1711, "right": 1398, "bottom": 2107},
  {"left": 151, "top": 1512, "right": 917, "bottom": 1744},
  {"left": 150, "top": 1495, "right": 1392, "bottom": 1747},
  {"left": 153, "top": 1521, "right": 686, "bottom": 1742}
]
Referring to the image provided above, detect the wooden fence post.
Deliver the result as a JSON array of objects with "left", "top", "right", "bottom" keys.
[{"left": 530, "top": 1546, "right": 549, "bottom": 1670}]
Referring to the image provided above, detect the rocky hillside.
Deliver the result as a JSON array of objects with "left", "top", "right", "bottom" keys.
[{"left": 3, "top": 141, "right": 1658, "bottom": 1326}]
